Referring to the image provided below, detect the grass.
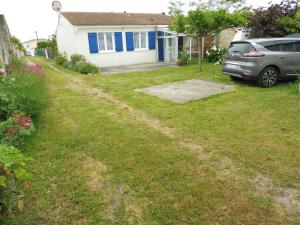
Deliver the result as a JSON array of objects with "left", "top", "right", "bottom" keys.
[{"left": 12, "top": 57, "right": 300, "bottom": 224}]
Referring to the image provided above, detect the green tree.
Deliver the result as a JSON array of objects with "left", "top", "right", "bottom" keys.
[
  {"left": 11, "top": 36, "right": 23, "bottom": 51},
  {"left": 172, "top": 9, "right": 246, "bottom": 71},
  {"left": 277, "top": 9, "right": 300, "bottom": 34}
]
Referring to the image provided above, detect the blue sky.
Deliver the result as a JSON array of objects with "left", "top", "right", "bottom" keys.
[{"left": 1, "top": 0, "right": 282, "bottom": 42}]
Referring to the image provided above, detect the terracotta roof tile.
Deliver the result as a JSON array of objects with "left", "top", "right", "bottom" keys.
[{"left": 61, "top": 12, "right": 173, "bottom": 26}]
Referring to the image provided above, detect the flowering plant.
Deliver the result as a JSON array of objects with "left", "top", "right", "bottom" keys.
[
  {"left": 0, "top": 112, "right": 35, "bottom": 147},
  {"left": 206, "top": 46, "right": 227, "bottom": 65},
  {"left": 19, "top": 64, "right": 45, "bottom": 77}
]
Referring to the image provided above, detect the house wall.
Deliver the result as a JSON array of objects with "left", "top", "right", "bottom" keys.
[
  {"left": 75, "top": 26, "right": 158, "bottom": 67},
  {"left": 56, "top": 14, "right": 77, "bottom": 59},
  {"left": 56, "top": 15, "right": 160, "bottom": 67}
]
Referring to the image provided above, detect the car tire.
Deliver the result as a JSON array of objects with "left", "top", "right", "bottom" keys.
[{"left": 257, "top": 67, "right": 279, "bottom": 88}]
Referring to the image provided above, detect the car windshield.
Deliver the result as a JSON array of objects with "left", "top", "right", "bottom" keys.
[{"left": 228, "top": 42, "right": 251, "bottom": 54}]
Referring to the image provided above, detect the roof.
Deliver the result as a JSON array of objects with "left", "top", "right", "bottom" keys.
[{"left": 61, "top": 12, "right": 173, "bottom": 26}]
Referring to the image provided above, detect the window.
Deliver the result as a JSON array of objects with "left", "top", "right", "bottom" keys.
[
  {"left": 228, "top": 42, "right": 251, "bottom": 54},
  {"left": 98, "top": 32, "right": 114, "bottom": 52},
  {"left": 133, "top": 32, "right": 147, "bottom": 49},
  {"left": 258, "top": 40, "right": 300, "bottom": 52}
]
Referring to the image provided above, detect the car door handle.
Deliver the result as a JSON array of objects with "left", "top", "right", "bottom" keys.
[{"left": 279, "top": 56, "right": 285, "bottom": 59}]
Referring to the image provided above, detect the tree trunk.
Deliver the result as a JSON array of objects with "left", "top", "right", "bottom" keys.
[{"left": 198, "top": 37, "right": 202, "bottom": 72}]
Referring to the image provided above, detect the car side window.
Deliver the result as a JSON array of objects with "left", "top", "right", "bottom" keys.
[
  {"left": 258, "top": 41, "right": 281, "bottom": 51},
  {"left": 280, "top": 40, "right": 297, "bottom": 52},
  {"left": 295, "top": 41, "right": 300, "bottom": 52},
  {"left": 259, "top": 40, "right": 300, "bottom": 52}
]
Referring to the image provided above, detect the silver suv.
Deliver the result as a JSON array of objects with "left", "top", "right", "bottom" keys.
[{"left": 222, "top": 38, "right": 300, "bottom": 87}]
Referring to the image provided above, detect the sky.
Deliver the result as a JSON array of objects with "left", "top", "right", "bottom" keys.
[{"left": 0, "top": 0, "right": 282, "bottom": 42}]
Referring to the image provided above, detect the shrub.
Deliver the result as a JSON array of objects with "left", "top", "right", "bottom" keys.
[
  {"left": 76, "top": 62, "right": 99, "bottom": 74},
  {"left": 0, "top": 145, "right": 31, "bottom": 222},
  {"left": 0, "top": 112, "right": 35, "bottom": 147},
  {"left": 55, "top": 53, "right": 68, "bottom": 66},
  {"left": 0, "top": 94, "right": 16, "bottom": 122},
  {"left": 0, "top": 72, "right": 48, "bottom": 119},
  {"left": 71, "top": 54, "right": 86, "bottom": 65},
  {"left": 56, "top": 53, "right": 99, "bottom": 74},
  {"left": 206, "top": 46, "right": 227, "bottom": 64},
  {"left": 177, "top": 51, "right": 191, "bottom": 66},
  {"left": 6, "top": 57, "right": 23, "bottom": 74}
]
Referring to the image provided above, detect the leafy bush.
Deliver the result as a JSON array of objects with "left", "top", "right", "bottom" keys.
[
  {"left": 71, "top": 54, "right": 86, "bottom": 65},
  {"left": 5, "top": 57, "right": 23, "bottom": 74},
  {"left": 178, "top": 51, "right": 191, "bottom": 66},
  {"left": 76, "top": 62, "right": 99, "bottom": 74},
  {"left": 0, "top": 72, "right": 48, "bottom": 119},
  {"left": 0, "top": 112, "right": 35, "bottom": 147},
  {"left": 0, "top": 94, "right": 15, "bottom": 122},
  {"left": 56, "top": 53, "right": 99, "bottom": 74},
  {"left": 55, "top": 53, "right": 68, "bottom": 66},
  {"left": 206, "top": 46, "right": 227, "bottom": 64},
  {"left": 0, "top": 145, "right": 31, "bottom": 222}
]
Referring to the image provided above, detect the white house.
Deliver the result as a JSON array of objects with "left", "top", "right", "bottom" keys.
[
  {"left": 22, "top": 38, "right": 47, "bottom": 56},
  {"left": 56, "top": 11, "right": 180, "bottom": 67}
]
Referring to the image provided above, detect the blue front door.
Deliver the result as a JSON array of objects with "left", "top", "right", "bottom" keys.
[{"left": 158, "top": 38, "right": 164, "bottom": 61}]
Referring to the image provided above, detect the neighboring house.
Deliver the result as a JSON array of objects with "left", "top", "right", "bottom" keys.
[
  {"left": 0, "top": 14, "right": 14, "bottom": 65},
  {"left": 22, "top": 38, "right": 47, "bottom": 56},
  {"left": 56, "top": 12, "right": 180, "bottom": 67}
]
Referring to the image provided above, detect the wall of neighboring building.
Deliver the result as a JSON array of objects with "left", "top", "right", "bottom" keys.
[
  {"left": 0, "top": 15, "right": 14, "bottom": 65},
  {"left": 217, "top": 28, "right": 236, "bottom": 49}
]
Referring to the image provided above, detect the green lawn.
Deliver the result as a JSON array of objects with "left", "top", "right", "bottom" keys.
[{"left": 13, "top": 57, "right": 300, "bottom": 224}]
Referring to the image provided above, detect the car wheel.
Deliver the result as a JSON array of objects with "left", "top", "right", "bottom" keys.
[{"left": 257, "top": 67, "right": 279, "bottom": 88}]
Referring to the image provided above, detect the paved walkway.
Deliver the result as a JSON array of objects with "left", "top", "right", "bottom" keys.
[
  {"left": 100, "top": 62, "right": 177, "bottom": 75},
  {"left": 136, "top": 79, "right": 236, "bottom": 104}
]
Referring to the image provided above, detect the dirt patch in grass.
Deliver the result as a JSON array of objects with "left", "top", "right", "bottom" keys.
[
  {"left": 81, "top": 155, "right": 110, "bottom": 192},
  {"left": 254, "top": 174, "right": 300, "bottom": 215},
  {"left": 77, "top": 154, "right": 145, "bottom": 223},
  {"left": 107, "top": 185, "right": 124, "bottom": 220}
]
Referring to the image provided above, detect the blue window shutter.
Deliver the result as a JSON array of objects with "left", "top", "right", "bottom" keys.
[
  {"left": 148, "top": 31, "right": 156, "bottom": 50},
  {"left": 114, "top": 32, "right": 123, "bottom": 52},
  {"left": 88, "top": 32, "right": 98, "bottom": 54},
  {"left": 126, "top": 32, "right": 134, "bottom": 51}
]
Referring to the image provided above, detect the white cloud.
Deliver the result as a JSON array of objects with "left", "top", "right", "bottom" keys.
[{"left": 0, "top": 0, "right": 282, "bottom": 42}]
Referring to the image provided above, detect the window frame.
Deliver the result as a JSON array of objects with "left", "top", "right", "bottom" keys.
[
  {"left": 133, "top": 31, "right": 148, "bottom": 50},
  {"left": 97, "top": 32, "right": 115, "bottom": 53}
]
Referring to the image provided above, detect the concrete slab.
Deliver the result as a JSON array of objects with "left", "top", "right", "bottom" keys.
[
  {"left": 101, "top": 62, "right": 177, "bottom": 75},
  {"left": 135, "top": 79, "right": 236, "bottom": 104}
]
